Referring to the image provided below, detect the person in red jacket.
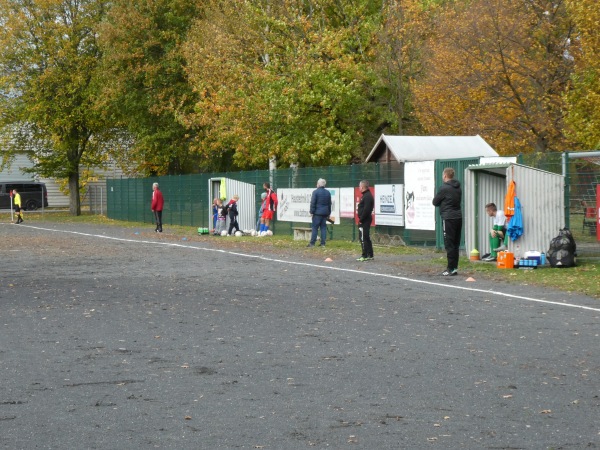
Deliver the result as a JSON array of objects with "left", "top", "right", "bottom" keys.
[
  {"left": 151, "top": 182, "right": 164, "bottom": 232},
  {"left": 260, "top": 182, "right": 278, "bottom": 233}
]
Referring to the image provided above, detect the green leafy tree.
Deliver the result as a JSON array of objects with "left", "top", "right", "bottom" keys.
[
  {"left": 97, "top": 0, "right": 202, "bottom": 176},
  {"left": 0, "top": 0, "right": 110, "bottom": 215},
  {"left": 372, "top": 0, "right": 437, "bottom": 136},
  {"left": 183, "top": 0, "right": 388, "bottom": 169},
  {"left": 564, "top": 0, "right": 600, "bottom": 149}
]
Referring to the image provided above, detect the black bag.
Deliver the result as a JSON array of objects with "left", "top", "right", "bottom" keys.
[{"left": 547, "top": 228, "right": 577, "bottom": 268}]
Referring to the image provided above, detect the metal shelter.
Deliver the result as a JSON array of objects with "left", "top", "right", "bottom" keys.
[
  {"left": 464, "top": 163, "right": 565, "bottom": 259},
  {"left": 208, "top": 177, "right": 257, "bottom": 232}
]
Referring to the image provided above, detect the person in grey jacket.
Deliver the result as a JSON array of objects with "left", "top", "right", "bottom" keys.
[
  {"left": 308, "top": 178, "right": 332, "bottom": 247},
  {"left": 432, "top": 167, "right": 463, "bottom": 276}
]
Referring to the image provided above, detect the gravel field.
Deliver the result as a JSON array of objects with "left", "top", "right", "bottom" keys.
[{"left": 1, "top": 221, "right": 599, "bottom": 449}]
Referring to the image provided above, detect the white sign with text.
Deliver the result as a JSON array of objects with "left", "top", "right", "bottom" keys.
[
  {"left": 374, "top": 184, "right": 404, "bottom": 226},
  {"left": 277, "top": 188, "right": 340, "bottom": 224},
  {"left": 339, "top": 187, "right": 356, "bottom": 218},
  {"left": 404, "top": 160, "right": 436, "bottom": 230}
]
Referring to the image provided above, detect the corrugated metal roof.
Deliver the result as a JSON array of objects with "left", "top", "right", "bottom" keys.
[
  {"left": 366, "top": 134, "right": 498, "bottom": 162},
  {"left": 467, "top": 163, "right": 512, "bottom": 169}
]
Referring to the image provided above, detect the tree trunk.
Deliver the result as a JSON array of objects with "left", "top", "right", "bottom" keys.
[{"left": 68, "top": 171, "right": 81, "bottom": 216}]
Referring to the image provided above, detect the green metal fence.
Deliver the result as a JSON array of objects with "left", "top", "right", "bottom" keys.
[
  {"left": 107, "top": 153, "right": 600, "bottom": 250},
  {"left": 107, "top": 163, "right": 437, "bottom": 244},
  {"left": 434, "top": 158, "right": 481, "bottom": 249},
  {"left": 519, "top": 152, "right": 599, "bottom": 229}
]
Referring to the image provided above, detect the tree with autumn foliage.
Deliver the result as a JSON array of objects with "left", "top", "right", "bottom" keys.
[
  {"left": 373, "top": 0, "right": 438, "bottom": 136},
  {"left": 183, "top": 0, "right": 390, "bottom": 170},
  {"left": 564, "top": 0, "right": 600, "bottom": 150},
  {"left": 413, "top": 0, "right": 576, "bottom": 154},
  {"left": 98, "top": 0, "right": 202, "bottom": 175},
  {"left": 0, "top": 0, "right": 111, "bottom": 215}
]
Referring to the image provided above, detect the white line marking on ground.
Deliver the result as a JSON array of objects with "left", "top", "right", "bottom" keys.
[{"left": 12, "top": 224, "right": 600, "bottom": 313}]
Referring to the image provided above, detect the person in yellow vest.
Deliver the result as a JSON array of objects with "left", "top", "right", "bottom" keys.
[{"left": 13, "top": 188, "right": 23, "bottom": 224}]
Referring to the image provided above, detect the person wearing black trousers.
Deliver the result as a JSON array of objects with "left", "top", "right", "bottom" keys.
[
  {"left": 151, "top": 182, "right": 164, "bottom": 232},
  {"left": 357, "top": 180, "right": 374, "bottom": 261},
  {"left": 227, "top": 195, "right": 240, "bottom": 235},
  {"left": 432, "top": 167, "right": 463, "bottom": 276}
]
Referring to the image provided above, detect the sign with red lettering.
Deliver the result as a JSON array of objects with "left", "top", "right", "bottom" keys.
[
  {"left": 354, "top": 187, "right": 376, "bottom": 226},
  {"left": 596, "top": 184, "right": 599, "bottom": 242}
]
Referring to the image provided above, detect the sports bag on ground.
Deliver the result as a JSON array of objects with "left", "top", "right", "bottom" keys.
[{"left": 547, "top": 228, "right": 577, "bottom": 268}]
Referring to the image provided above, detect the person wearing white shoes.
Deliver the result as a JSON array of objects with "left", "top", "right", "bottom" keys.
[
  {"left": 483, "top": 202, "right": 508, "bottom": 261},
  {"left": 227, "top": 195, "right": 240, "bottom": 235},
  {"left": 356, "top": 180, "right": 374, "bottom": 261},
  {"left": 432, "top": 167, "right": 462, "bottom": 276}
]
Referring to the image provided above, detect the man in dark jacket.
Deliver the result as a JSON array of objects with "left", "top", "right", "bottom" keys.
[
  {"left": 357, "top": 180, "right": 374, "bottom": 261},
  {"left": 308, "top": 178, "right": 332, "bottom": 247},
  {"left": 432, "top": 167, "right": 462, "bottom": 276}
]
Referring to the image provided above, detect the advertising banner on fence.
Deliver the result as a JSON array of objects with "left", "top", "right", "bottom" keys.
[
  {"left": 354, "top": 187, "right": 376, "bottom": 225},
  {"left": 340, "top": 187, "right": 355, "bottom": 218},
  {"left": 277, "top": 188, "right": 340, "bottom": 224},
  {"left": 374, "top": 184, "right": 404, "bottom": 226},
  {"left": 597, "top": 184, "right": 600, "bottom": 242},
  {"left": 404, "top": 160, "right": 436, "bottom": 230}
]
